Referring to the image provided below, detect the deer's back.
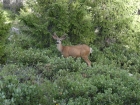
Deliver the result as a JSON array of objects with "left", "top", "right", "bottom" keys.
[{"left": 62, "top": 44, "right": 90, "bottom": 57}]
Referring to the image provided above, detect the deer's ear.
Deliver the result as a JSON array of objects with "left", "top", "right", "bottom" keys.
[
  {"left": 52, "top": 33, "right": 58, "bottom": 40},
  {"left": 60, "top": 35, "right": 67, "bottom": 40}
]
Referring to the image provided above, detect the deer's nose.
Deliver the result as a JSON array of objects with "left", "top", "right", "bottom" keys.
[{"left": 56, "top": 41, "right": 59, "bottom": 44}]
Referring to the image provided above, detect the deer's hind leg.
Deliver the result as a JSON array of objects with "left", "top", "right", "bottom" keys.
[{"left": 82, "top": 56, "right": 91, "bottom": 66}]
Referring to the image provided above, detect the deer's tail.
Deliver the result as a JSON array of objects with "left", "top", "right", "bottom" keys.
[{"left": 90, "top": 47, "right": 93, "bottom": 54}]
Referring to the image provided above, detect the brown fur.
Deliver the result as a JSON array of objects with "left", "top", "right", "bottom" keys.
[{"left": 52, "top": 33, "right": 92, "bottom": 66}]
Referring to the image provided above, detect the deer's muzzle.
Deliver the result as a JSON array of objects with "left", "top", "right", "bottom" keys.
[{"left": 56, "top": 41, "right": 59, "bottom": 44}]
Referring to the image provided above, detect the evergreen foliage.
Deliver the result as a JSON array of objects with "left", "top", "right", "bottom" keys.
[
  {"left": 0, "top": 6, "right": 11, "bottom": 64},
  {"left": 0, "top": 57, "right": 140, "bottom": 105},
  {"left": 0, "top": 0, "right": 140, "bottom": 104},
  {"left": 19, "top": 0, "right": 95, "bottom": 47},
  {"left": 88, "top": 0, "right": 140, "bottom": 50}
]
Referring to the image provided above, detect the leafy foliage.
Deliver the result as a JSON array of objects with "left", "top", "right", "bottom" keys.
[
  {"left": 85, "top": 0, "right": 140, "bottom": 51},
  {"left": 0, "top": 6, "right": 11, "bottom": 63},
  {"left": 90, "top": 44, "right": 140, "bottom": 73},
  {"left": 18, "top": 0, "right": 96, "bottom": 47},
  {"left": 1, "top": 57, "right": 140, "bottom": 105},
  {"left": 0, "top": 76, "right": 47, "bottom": 105},
  {"left": 0, "top": 0, "right": 140, "bottom": 104}
]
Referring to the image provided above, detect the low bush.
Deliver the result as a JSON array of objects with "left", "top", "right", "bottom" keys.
[
  {"left": 5, "top": 46, "right": 54, "bottom": 65},
  {"left": 90, "top": 44, "right": 140, "bottom": 73},
  {"left": 0, "top": 76, "right": 47, "bottom": 105},
  {"left": 1, "top": 55, "right": 140, "bottom": 105},
  {"left": 0, "top": 64, "right": 37, "bottom": 83},
  {"left": 54, "top": 64, "right": 140, "bottom": 105}
]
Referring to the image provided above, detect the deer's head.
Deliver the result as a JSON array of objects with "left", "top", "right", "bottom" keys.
[{"left": 52, "top": 33, "right": 67, "bottom": 45}]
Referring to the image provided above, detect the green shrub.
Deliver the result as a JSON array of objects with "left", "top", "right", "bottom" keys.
[
  {"left": 54, "top": 64, "right": 140, "bottom": 105},
  {"left": 0, "top": 6, "right": 11, "bottom": 64},
  {"left": 0, "top": 63, "right": 59, "bottom": 105},
  {"left": 34, "top": 56, "right": 88, "bottom": 82},
  {"left": 8, "top": 33, "right": 34, "bottom": 49},
  {"left": 90, "top": 0, "right": 140, "bottom": 49},
  {"left": 5, "top": 46, "right": 53, "bottom": 65},
  {"left": 1, "top": 1, "right": 140, "bottom": 104},
  {"left": 0, "top": 76, "right": 47, "bottom": 105},
  {"left": 18, "top": 0, "right": 96, "bottom": 48},
  {"left": 1, "top": 55, "right": 140, "bottom": 105},
  {"left": 90, "top": 44, "right": 140, "bottom": 73},
  {"left": 0, "top": 64, "right": 37, "bottom": 83}
]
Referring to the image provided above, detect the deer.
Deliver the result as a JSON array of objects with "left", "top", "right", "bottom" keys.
[{"left": 52, "top": 33, "right": 92, "bottom": 66}]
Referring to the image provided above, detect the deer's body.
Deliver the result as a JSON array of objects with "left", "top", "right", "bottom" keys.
[
  {"left": 53, "top": 33, "right": 92, "bottom": 66},
  {"left": 58, "top": 44, "right": 90, "bottom": 57}
]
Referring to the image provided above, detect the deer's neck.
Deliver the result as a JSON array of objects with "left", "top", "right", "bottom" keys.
[{"left": 57, "top": 44, "right": 63, "bottom": 52}]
